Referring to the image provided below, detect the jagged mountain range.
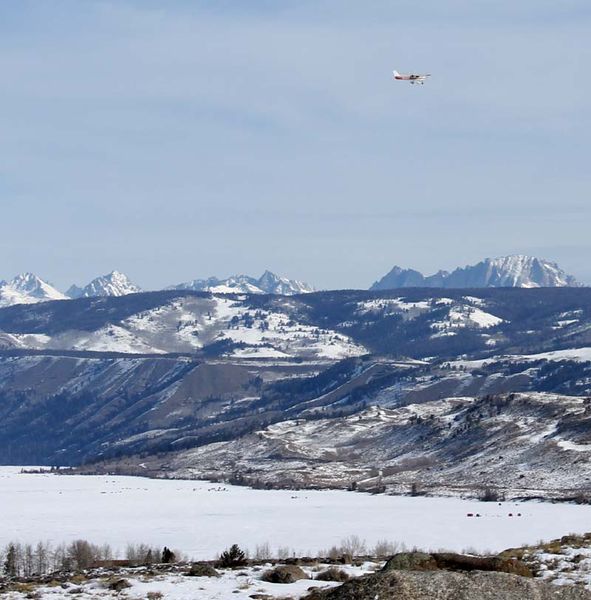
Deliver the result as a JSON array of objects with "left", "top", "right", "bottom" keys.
[
  {"left": 0, "top": 255, "right": 582, "bottom": 309},
  {"left": 0, "top": 273, "right": 68, "bottom": 308},
  {"left": 0, "top": 270, "right": 314, "bottom": 308},
  {"left": 372, "top": 255, "right": 580, "bottom": 290},
  {"left": 168, "top": 270, "right": 314, "bottom": 295},
  {"left": 67, "top": 270, "right": 142, "bottom": 299}
]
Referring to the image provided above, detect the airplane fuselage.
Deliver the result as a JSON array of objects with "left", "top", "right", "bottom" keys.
[{"left": 393, "top": 70, "right": 430, "bottom": 85}]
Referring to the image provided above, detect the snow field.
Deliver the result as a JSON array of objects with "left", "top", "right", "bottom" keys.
[{"left": 2, "top": 468, "right": 591, "bottom": 560}]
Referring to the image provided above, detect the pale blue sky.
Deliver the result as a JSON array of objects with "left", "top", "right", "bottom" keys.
[{"left": 1, "top": 0, "right": 590, "bottom": 290}]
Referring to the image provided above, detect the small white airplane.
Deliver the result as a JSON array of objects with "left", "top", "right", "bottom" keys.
[{"left": 393, "top": 69, "right": 431, "bottom": 85}]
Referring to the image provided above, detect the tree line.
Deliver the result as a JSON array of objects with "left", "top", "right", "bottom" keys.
[{"left": 0, "top": 540, "right": 176, "bottom": 578}]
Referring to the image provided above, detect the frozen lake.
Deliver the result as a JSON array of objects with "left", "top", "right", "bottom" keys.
[{"left": 1, "top": 467, "right": 590, "bottom": 559}]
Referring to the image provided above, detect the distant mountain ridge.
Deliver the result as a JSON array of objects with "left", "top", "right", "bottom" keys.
[
  {"left": 371, "top": 255, "right": 579, "bottom": 290},
  {"left": 169, "top": 270, "right": 315, "bottom": 295},
  {"left": 0, "top": 273, "right": 67, "bottom": 308},
  {"left": 0, "top": 269, "right": 313, "bottom": 308},
  {"left": 0, "top": 256, "right": 579, "bottom": 309},
  {"left": 67, "top": 270, "right": 142, "bottom": 299}
]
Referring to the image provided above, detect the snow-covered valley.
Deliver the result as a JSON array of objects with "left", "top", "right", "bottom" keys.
[{"left": 1, "top": 468, "right": 591, "bottom": 558}]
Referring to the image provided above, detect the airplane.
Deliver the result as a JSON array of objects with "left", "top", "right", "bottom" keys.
[{"left": 393, "top": 69, "right": 431, "bottom": 85}]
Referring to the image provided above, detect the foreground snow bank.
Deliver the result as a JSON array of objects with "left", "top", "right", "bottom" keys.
[{"left": 2, "top": 562, "right": 376, "bottom": 600}]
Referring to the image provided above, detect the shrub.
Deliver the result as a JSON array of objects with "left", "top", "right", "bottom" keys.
[
  {"left": 254, "top": 542, "right": 272, "bottom": 561},
  {"left": 373, "top": 540, "right": 401, "bottom": 558},
  {"left": 217, "top": 544, "right": 247, "bottom": 568},
  {"left": 276, "top": 546, "right": 293, "bottom": 560},
  {"left": 161, "top": 547, "right": 176, "bottom": 564},
  {"left": 480, "top": 487, "right": 503, "bottom": 502},
  {"left": 67, "top": 540, "right": 99, "bottom": 570},
  {"left": 126, "top": 543, "right": 160, "bottom": 566},
  {"left": 340, "top": 535, "right": 367, "bottom": 557}
]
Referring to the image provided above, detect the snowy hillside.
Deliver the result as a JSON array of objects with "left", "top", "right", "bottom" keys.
[
  {"left": 148, "top": 392, "right": 591, "bottom": 499},
  {"left": 372, "top": 255, "right": 580, "bottom": 290},
  {"left": 0, "top": 294, "right": 365, "bottom": 359},
  {"left": 67, "top": 270, "right": 141, "bottom": 298},
  {"left": 170, "top": 270, "right": 314, "bottom": 295},
  {"left": 2, "top": 286, "right": 591, "bottom": 480},
  {"left": 2, "top": 287, "right": 591, "bottom": 360},
  {"left": 4, "top": 342, "right": 591, "bottom": 478},
  {"left": 355, "top": 295, "right": 504, "bottom": 339},
  {"left": 0, "top": 273, "right": 67, "bottom": 307}
]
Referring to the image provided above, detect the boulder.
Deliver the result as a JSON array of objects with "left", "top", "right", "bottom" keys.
[
  {"left": 382, "top": 552, "right": 437, "bottom": 572},
  {"left": 107, "top": 578, "right": 131, "bottom": 592},
  {"left": 315, "top": 567, "right": 350, "bottom": 582},
  {"left": 261, "top": 565, "right": 308, "bottom": 584},
  {"left": 185, "top": 562, "right": 221, "bottom": 578},
  {"left": 302, "top": 570, "right": 591, "bottom": 600},
  {"left": 383, "top": 552, "right": 532, "bottom": 577}
]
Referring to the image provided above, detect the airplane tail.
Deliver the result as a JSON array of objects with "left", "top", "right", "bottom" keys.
[{"left": 392, "top": 69, "right": 400, "bottom": 77}]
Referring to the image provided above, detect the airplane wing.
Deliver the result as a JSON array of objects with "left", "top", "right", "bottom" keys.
[{"left": 413, "top": 74, "right": 431, "bottom": 84}]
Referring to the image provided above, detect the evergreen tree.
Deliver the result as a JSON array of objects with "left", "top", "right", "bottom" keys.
[
  {"left": 4, "top": 543, "right": 17, "bottom": 577},
  {"left": 161, "top": 546, "right": 175, "bottom": 563},
  {"left": 217, "top": 544, "right": 247, "bottom": 568}
]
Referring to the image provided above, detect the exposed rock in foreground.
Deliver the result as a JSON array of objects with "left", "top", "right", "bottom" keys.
[
  {"left": 303, "top": 570, "right": 591, "bottom": 600},
  {"left": 261, "top": 564, "right": 309, "bottom": 583},
  {"left": 381, "top": 552, "right": 532, "bottom": 577}
]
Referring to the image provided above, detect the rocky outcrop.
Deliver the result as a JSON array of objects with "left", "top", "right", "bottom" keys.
[
  {"left": 303, "top": 570, "right": 591, "bottom": 600},
  {"left": 185, "top": 562, "right": 220, "bottom": 577},
  {"left": 261, "top": 565, "right": 309, "bottom": 583},
  {"left": 383, "top": 552, "right": 532, "bottom": 577}
]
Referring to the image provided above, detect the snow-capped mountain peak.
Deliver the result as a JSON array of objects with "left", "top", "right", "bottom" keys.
[
  {"left": 67, "top": 270, "right": 142, "bottom": 299},
  {"left": 170, "top": 271, "right": 314, "bottom": 295},
  {"left": 0, "top": 273, "right": 68, "bottom": 307},
  {"left": 465, "top": 255, "right": 578, "bottom": 288},
  {"left": 257, "top": 270, "right": 315, "bottom": 295},
  {"left": 443, "top": 255, "right": 580, "bottom": 288},
  {"left": 371, "top": 255, "right": 579, "bottom": 290}
]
